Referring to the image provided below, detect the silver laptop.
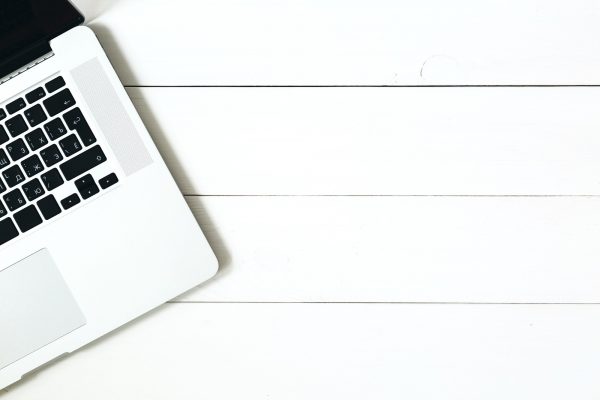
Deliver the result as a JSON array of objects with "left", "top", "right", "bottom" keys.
[{"left": 0, "top": 0, "right": 218, "bottom": 389}]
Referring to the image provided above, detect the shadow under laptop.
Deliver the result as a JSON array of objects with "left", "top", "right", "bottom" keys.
[{"left": 73, "top": 0, "right": 120, "bottom": 22}]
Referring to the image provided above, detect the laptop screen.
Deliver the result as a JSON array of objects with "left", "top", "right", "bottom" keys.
[{"left": 0, "top": 0, "right": 83, "bottom": 77}]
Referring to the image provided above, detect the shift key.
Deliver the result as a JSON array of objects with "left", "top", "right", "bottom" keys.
[{"left": 60, "top": 145, "right": 107, "bottom": 181}]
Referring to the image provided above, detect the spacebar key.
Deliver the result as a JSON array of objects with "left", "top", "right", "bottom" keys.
[{"left": 60, "top": 145, "right": 107, "bottom": 181}]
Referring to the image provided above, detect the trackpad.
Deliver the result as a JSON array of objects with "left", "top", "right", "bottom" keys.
[{"left": 0, "top": 249, "right": 86, "bottom": 370}]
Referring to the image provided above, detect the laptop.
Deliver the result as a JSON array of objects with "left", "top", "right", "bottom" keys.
[{"left": 0, "top": 0, "right": 218, "bottom": 389}]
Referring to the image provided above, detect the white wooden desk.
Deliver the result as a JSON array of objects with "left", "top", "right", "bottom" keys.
[{"left": 4, "top": 0, "right": 600, "bottom": 398}]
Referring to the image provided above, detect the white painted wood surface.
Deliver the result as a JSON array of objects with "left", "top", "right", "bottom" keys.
[
  {"left": 181, "top": 196, "right": 600, "bottom": 303},
  {"left": 129, "top": 87, "right": 600, "bottom": 195},
  {"left": 5, "top": 304, "right": 600, "bottom": 400},
  {"left": 5, "top": 0, "right": 600, "bottom": 398},
  {"left": 80, "top": 0, "right": 600, "bottom": 86}
]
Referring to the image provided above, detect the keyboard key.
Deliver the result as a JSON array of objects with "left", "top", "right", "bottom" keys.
[
  {"left": 99, "top": 173, "right": 119, "bottom": 189},
  {"left": 60, "top": 145, "right": 106, "bottom": 181},
  {"left": 2, "top": 164, "right": 25, "bottom": 187},
  {"left": 61, "top": 193, "right": 80, "bottom": 210},
  {"left": 64, "top": 108, "right": 96, "bottom": 146},
  {"left": 45, "top": 76, "right": 66, "bottom": 93},
  {"left": 43, "top": 88, "right": 76, "bottom": 117},
  {"left": 22, "top": 178, "right": 45, "bottom": 201},
  {"left": 0, "top": 149, "right": 10, "bottom": 170},
  {"left": 25, "top": 128, "right": 48, "bottom": 151},
  {"left": 6, "top": 98, "right": 26, "bottom": 114},
  {"left": 0, "top": 200, "right": 6, "bottom": 218},
  {"left": 0, "top": 179, "right": 5, "bottom": 194},
  {"left": 21, "top": 154, "right": 45, "bottom": 177},
  {"left": 0, "top": 218, "right": 18, "bottom": 246},
  {"left": 24, "top": 104, "right": 47, "bottom": 127},
  {"left": 0, "top": 126, "right": 8, "bottom": 145},
  {"left": 40, "top": 144, "right": 63, "bottom": 167},
  {"left": 5, "top": 115, "right": 28, "bottom": 137},
  {"left": 25, "top": 87, "right": 46, "bottom": 104},
  {"left": 14, "top": 205, "right": 42, "bottom": 233},
  {"left": 0, "top": 108, "right": 6, "bottom": 121},
  {"left": 59, "top": 134, "right": 82, "bottom": 157},
  {"left": 6, "top": 138, "right": 29, "bottom": 161},
  {"left": 43, "top": 118, "right": 68, "bottom": 140},
  {"left": 75, "top": 174, "right": 100, "bottom": 200},
  {"left": 38, "top": 195, "right": 61, "bottom": 220},
  {"left": 40, "top": 169, "right": 64, "bottom": 192},
  {"left": 3, "top": 188, "right": 26, "bottom": 211}
]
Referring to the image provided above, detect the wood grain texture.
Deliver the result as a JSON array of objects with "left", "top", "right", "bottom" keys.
[
  {"left": 72, "top": 0, "right": 600, "bottom": 86},
  {"left": 182, "top": 196, "right": 600, "bottom": 303},
  {"left": 129, "top": 87, "right": 600, "bottom": 195},
  {"left": 4, "top": 303, "right": 600, "bottom": 400}
]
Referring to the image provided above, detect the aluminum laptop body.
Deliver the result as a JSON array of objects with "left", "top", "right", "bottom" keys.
[{"left": 0, "top": 2, "right": 218, "bottom": 389}]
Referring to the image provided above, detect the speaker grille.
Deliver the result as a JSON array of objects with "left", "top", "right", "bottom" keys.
[{"left": 71, "top": 58, "right": 153, "bottom": 176}]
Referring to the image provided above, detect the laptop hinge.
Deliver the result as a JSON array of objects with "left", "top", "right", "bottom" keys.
[{"left": 0, "top": 40, "right": 52, "bottom": 86}]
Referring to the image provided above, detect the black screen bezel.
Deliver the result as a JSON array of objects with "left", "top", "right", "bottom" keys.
[{"left": 0, "top": 1, "right": 84, "bottom": 79}]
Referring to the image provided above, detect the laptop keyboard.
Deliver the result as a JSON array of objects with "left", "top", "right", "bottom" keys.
[{"left": 0, "top": 76, "right": 119, "bottom": 248}]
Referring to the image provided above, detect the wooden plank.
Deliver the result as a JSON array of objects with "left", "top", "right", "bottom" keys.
[
  {"left": 73, "top": 0, "right": 600, "bottom": 85},
  {"left": 128, "top": 87, "right": 600, "bottom": 195},
  {"left": 182, "top": 196, "right": 600, "bottom": 303},
  {"left": 4, "top": 303, "right": 600, "bottom": 399}
]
